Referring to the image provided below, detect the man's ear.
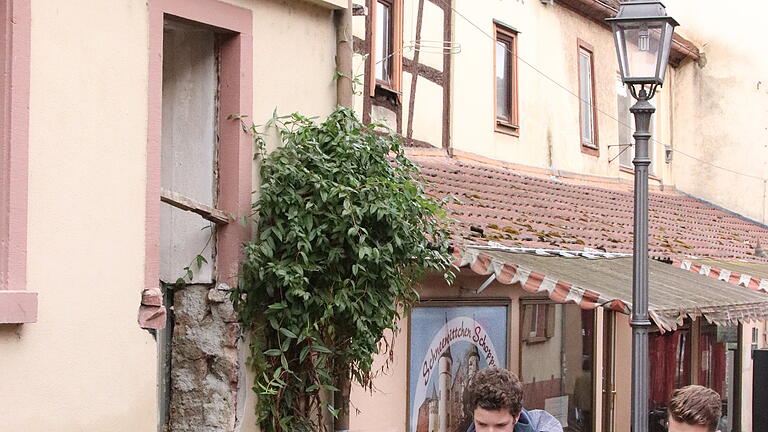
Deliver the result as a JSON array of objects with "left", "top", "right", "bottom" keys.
[{"left": 514, "top": 412, "right": 521, "bottom": 422}]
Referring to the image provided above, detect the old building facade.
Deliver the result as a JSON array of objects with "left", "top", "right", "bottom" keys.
[
  {"left": 0, "top": 0, "right": 346, "bottom": 431},
  {"left": 2, "top": 1, "right": 767, "bottom": 432},
  {"left": 347, "top": 1, "right": 768, "bottom": 432}
]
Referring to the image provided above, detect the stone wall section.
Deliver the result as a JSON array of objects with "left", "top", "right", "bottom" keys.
[{"left": 168, "top": 284, "right": 241, "bottom": 432}]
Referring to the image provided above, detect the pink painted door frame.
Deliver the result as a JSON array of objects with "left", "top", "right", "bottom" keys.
[
  {"left": 0, "top": 0, "right": 35, "bottom": 324},
  {"left": 141, "top": 0, "right": 253, "bottom": 329}
]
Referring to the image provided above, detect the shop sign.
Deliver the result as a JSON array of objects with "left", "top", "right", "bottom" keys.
[{"left": 408, "top": 303, "right": 508, "bottom": 432}]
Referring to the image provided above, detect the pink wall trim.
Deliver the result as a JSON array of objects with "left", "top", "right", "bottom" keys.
[
  {"left": 0, "top": 0, "right": 34, "bottom": 323},
  {"left": 144, "top": 0, "right": 253, "bottom": 328},
  {"left": 0, "top": 291, "right": 37, "bottom": 323}
]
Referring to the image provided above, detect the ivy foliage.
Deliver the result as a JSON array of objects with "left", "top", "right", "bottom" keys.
[{"left": 232, "top": 107, "right": 454, "bottom": 431}]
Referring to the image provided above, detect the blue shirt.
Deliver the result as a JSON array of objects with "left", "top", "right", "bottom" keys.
[{"left": 465, "top": 408, "right": 563, "bottom": 432}]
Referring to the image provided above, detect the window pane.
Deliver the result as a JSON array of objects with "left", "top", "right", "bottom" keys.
[
  {"left": 649, "top": 98, "right": 656, "bottom": 175},
  {"left": 695, "top": 323, "right": 733, "bottom": 431},
  {"left": 496, "top": 40, "right": 510, "bottom": 122},
  {"left": 624, "top": 24, "right": 663, "bottom": 78},
  {"left": 375, "top": 2, "right": 392, "bottom": 84},
  {"left": 579, "top": 50, "right": 594, "bottom": 145},
  {"left": 617, "top": 76, "right": 634, "bottom": 167},
  {"left": 160, "top": 22, "right": 218, "bottom": 284},
  {"left": 521, "top": 304, "right": 595, "bottom": 431},
  {"left": 649, "top": 327, "right": 693, "bottom": 428}
]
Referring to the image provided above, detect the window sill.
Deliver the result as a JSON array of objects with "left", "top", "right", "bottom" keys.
[
  {"left": 0, "top": 290, "right": 38, "bottom": 323},
  {"left": 581, "top": 143, "right": 599, "bottom": 157},
  {"left": 525, "top": 336, "right": 548, "bottom": 344},
  {"left": 373, "top": 83, "right": 401, "bottom": 105},
  {"left": 495, "top": 120, "right": 519, "bottom": 137}
]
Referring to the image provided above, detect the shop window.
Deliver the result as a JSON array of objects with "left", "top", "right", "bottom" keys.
[
  {"left": 617, "top": 74, "right": 656, "bottom": 174},
  {"left": 370, "top": 0, "right": 402, "bottom": 95},
  {"left": 578, "top": 40, "right": 598, "bottom": 153},
  {"left": 494, "top": 23, "right": 519, "bottom": 134},
  {"left": 522, "top": 303, "right": 555, "bottom": 343},
  {"left": 520, "top": 302, "right": 595, "bottom": 431},
  {"left": 699, "top": 322, "right": 734, "bottom": 431},
  {"left": 648, "top": 323, "right": 692, "bottom": 429}
]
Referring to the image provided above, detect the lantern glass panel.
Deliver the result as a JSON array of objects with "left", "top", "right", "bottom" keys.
[
  {"left": 619, "top": 20, "right": 665, "bottom": 81},
  {"left": 656, "top": 21, "right": 675, "bottom": 83}
]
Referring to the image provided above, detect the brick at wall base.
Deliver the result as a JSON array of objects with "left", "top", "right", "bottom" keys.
[{"left": 138, "top": 287, "right": 166, "bottom": 329}]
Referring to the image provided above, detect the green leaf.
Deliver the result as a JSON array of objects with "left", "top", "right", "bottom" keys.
[
  {"left": 299, "top": 345, "right": 311, "bottom": 363},
  {"left": 312, "top": 344, "right": 332, "bottom": 354}
]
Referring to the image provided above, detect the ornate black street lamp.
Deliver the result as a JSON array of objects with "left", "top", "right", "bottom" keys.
[{"left": 607, "top": 2, "right": 678, "bottom": 432}]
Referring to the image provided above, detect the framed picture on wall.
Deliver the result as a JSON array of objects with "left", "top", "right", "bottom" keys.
[{"left": 407, "top": 300, "right": 509, "bottom": 432}]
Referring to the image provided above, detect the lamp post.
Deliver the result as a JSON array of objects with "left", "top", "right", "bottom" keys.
[{"left": 607, "top": 2, "right": 678, "bottom": 432}]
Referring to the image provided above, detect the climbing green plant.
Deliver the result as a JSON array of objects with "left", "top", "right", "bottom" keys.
[{"left": 232, "top": 107, "right": 454, "bottom": 431}]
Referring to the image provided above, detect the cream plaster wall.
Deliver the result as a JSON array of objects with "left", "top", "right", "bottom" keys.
[
  {"left": 239, "top": 0, "right": 338, "bottom": 135},
  {"left": 402, "top": 70, "right": 415, "bottom": 130},
  {"left": 449, "top": 0, "right": 672, "bottom": 184},
  {"left": 0, "top": 1, "right": 157, "bottom": 431},
  {"left": 348, "top": 317, "right": 410, "bottom": 432},
  {"left": 402, "top": 0, "right": 445, "bottom": 70},
  {"left": 740, "top": 323, "right": 756, "bottom": 432},
  {"left": 666, "top": 1, "right": 768, "bottom": 224},
  {"left": 613, "top": 313, "right": 632, "bottom": 432},
  {"left": 416, "top": 1, "right": 445, "bottom": 73},
  {"left": 411, "top": 78, "right": 444, "bottom": 146},
  {"left": 403, "top": 0, "right": 417, "bottom": 62},
  {"left": 229, "top": 0, "right": 340, "bottom": 197},
  {"left": 0, "top": 0, "right": 340, "bottom": 431}
]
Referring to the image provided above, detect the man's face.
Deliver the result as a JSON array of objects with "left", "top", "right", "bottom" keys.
[
  {"left": 667, "top": 417, "right": 719, "bottom": 432},
  {"left": 473, "top": 407, "right": 519, "bottom": 432}
]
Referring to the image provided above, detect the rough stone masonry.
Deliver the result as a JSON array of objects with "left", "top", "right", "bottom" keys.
[{"left": 169, "top": 284, "right": 241, "bottom": 432}]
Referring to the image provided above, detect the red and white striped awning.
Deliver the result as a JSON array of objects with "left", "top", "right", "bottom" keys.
[
  {"left": 457, "top": 246, "right": 768, "bottom": 331},
  {"left": 459, "top": 247, "right": 631, "bottom": 314},
  {"left": 673, "top": 258, "right": 768, "bottom": 293}
]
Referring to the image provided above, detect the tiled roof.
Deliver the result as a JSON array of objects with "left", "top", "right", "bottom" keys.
[{"left": 409, "top": 151, "right": 768, "bottom": 262}]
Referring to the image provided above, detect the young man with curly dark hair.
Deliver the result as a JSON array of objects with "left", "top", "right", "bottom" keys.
[
  {"left": 464, "top": 367, "right": 563, "bottom": 432},
  {"left": 667, "top": 385, "right": 722, "bottom": 432}
]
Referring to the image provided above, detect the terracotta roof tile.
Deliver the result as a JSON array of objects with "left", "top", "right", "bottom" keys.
[{"left": 410, "top": 153, "right": 768, "bottom": 262}]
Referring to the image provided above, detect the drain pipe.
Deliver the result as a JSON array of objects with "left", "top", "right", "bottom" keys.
[
  {"left": 335, "top": 1, "right": 354, "bottom": 109},
  {"left": 331, "top": 6, "right": 355, "bottom": 431}
]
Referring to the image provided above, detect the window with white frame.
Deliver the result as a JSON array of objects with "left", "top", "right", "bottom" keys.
[
  {"left": 578, "top": 42, "right": 598, "bottom": 150},
  {"left": 494, "top": 23, "right": 519, "bottom": 131}
]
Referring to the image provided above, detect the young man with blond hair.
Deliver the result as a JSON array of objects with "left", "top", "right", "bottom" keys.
[
  {"left": 464, "top": 367, "right": 562, "bottom": 432},
  {"left": 667, "top": 385, "right": 722, "bottom": 432}
]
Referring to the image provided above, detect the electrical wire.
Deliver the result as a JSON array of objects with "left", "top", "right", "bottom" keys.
[{"left": 437, "top": 0, "right": 767, "bottom": 183}]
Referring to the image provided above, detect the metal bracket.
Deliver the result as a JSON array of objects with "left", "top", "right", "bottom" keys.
[
  {"left": 352, "top": 3, "right": 367, "bottom": 16},
  {"left": 476, "top": 274, "right": 496, "bottom": 294}
]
